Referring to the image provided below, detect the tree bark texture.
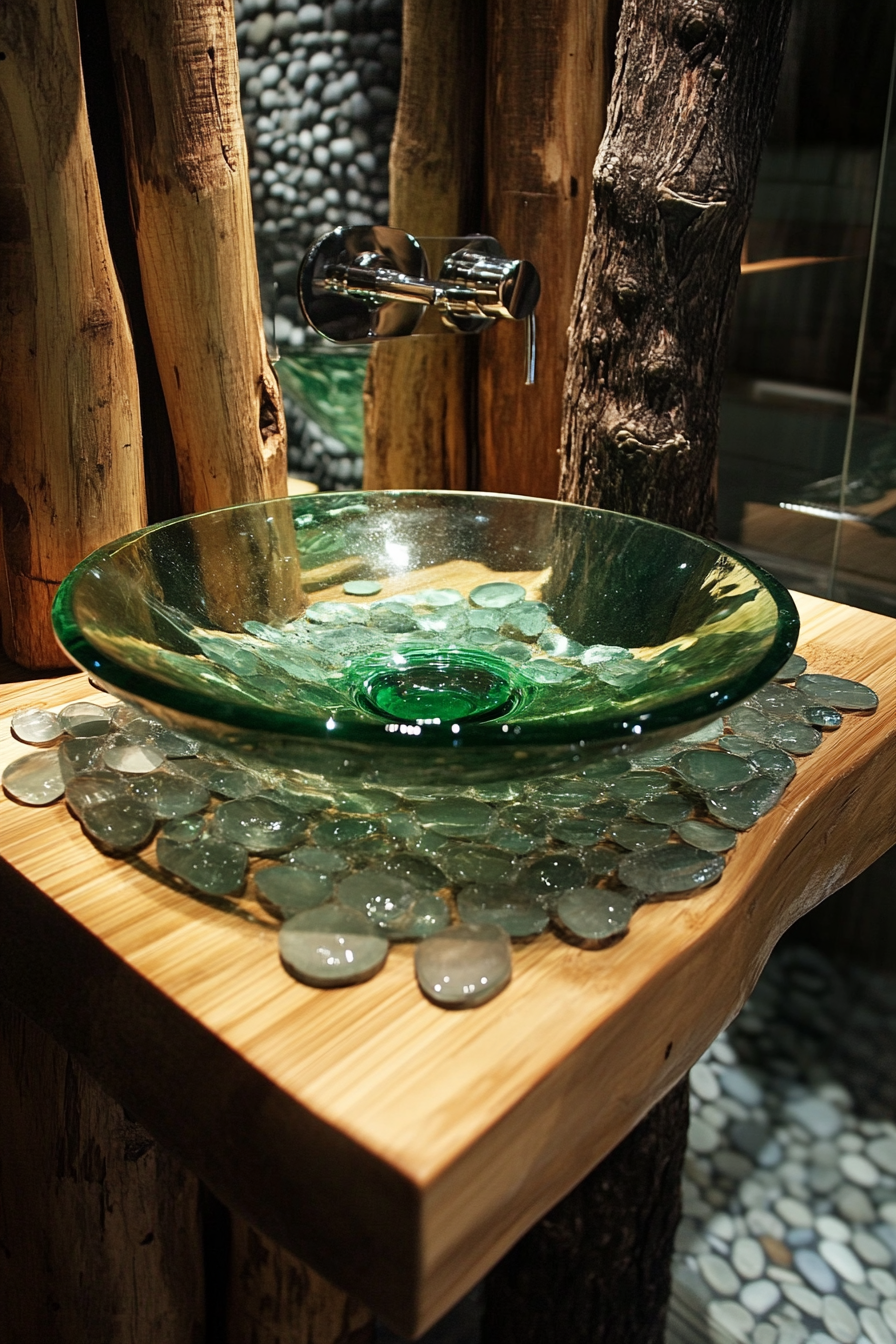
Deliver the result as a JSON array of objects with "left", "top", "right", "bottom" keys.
[
  {"left": 0, "top": 0, "right": 147, "bottom": 670},
  {"left": 560, "top": 0, "right": 793, "bottom": 534},
  {"left": 104, "top": 0, "right": 288, "bottom": 513},
  {"left": 362, "top": 0, "right": 485, "bottom": 493},
  {"left": 227, "top": 1215, "right": 375, "bottom": 1344},
  {"left": 0, "top": 998, "right": 204, "bottom": 1344},
  {"left": 481, "top": 1075, "right": 690, "bottom": 1344},
  {"left": 478, "top": 0, "right": 611, "bottom": 500}
]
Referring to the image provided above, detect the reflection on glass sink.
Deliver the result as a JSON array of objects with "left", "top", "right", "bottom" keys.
[
  {"left": 276, "top": 343, "right": 369, "bottom": 453},
  {"left": 52, "top": 492, "right": 798, "bottom": 785}
]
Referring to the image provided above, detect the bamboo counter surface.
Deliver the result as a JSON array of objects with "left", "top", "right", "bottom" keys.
[{"left": 0, "top": 591, "right": 894, "bottom": 1337}]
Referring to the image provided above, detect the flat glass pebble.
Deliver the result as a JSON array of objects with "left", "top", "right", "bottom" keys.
[
  {"left": 676, "top": 820, "right": 738, "bottom": 852},
  {"left": 537, "top": 630, "right": 585, "bottom": 657},
  {"left": 152, "top": 728, "right": 201, "bottom": 758},
  {"left": 528, "top": 781, "right": 597, "bottom": 808},
  {"left": 518, "top": 854, "right": 588, "bottom": 902},
  {"left": 336, "top": 787, "right": 399, "bottom": 814},
  {"left": 749, "top": 746, "right": 797, "bottom": 784},
  {"left": 285, "top": 847, "right": 349, "bottom": 876},
  {"left": 65, "top": 770, "right": 131, "bottom": 818},
  {"left": 549, "top": 817, "right": 608, "bottom": 846},
  {"left": 58, "top": 701, "right": 114, "bottom": 737},
  {"left": 415, "top": 922, "right": 512, "bottom": 1008},
  {"left": 128, "top": 772, "right": 210, "bottom": 819},
  {"left": 383, "top": 853, "right": 447, "bottom": 891},
  {"left": 469, "top": 581, "right": 526, "bottom": 609},
  {"left": 746, "top": 683, "right": 812, "bottom": 719},
  {"left": 369, "top": 607, "right": 419, "bottom": 634},
  {"left": 554, "top": 887, "right": 636, "bottom": 944},
  {"left": 279, "top": 904, "right": 388, "bottom": 987},
  {"left": 156, "top": 835, "right": 247, "bottom": 896},
  {"left": 467, "top": 607, "right": 503, "bottom": 630},
  {"left": 457, "top": 885, "right": 549, "bottom": 939},
  {"left": 204, "top": 766, "right": 270, "bottom": 799},
  {"left": 212, "top": 794, "right": 307, "bottom": 854},
  {"left": 491, "top": 639, "right": 532, "bottom": 663},
  {"left": 521, "top": 660, "right": 580, "bottom": 684},
  {"left": 102, "top": 737, "right": 166, "bottom": 774},
  {"left": 487, "top": 824, "right": 542, "bottom": 855},
  {"left": 719, "top": 734, "right": 764, "bottom": 758},
  {"left": 415, "top": 798, "right": 494, "bottom": 838},
  {"left": 159, "top": 815, "right": 206, "bottom": 843},
  {"left": 580, "top": 643, "right": 630, "bottom": 666},
  {"left": 705, "top": 775, "right": 785, "bottom": 831},
  {"left": 382, "top": 812, "right": 422, "bottom": 841},
  {"left": 343, "top": 580, "right": 382, "bottom": 596},
  {"left": 774, "top": 653, "right": 807, "bottom": 680},
  {"left": 57, "top": 737, "right": 102, "bottom": 783},
  {"left": 337, "top": 870, "right": 415, "bottom": 927},
  {"left": 617, "top": 842, "right": 725, "bottom": 895},
  {"left": 314, "top": 817, "right": 381, "bottom": 847},
  {"left": 306, "top": 601, "right": 369, "bottom": 625},
  {"left": 770, "top": 721, "right": 822, "bottom": 755},
  {"left": 594, "top": 660, "right": 650, "bottom": 690},
  {"left": 411, "top": 588, "right": 464, "bottom": 607},
  {"left": 673, "top": 749, "right": 754, "bottom": 789},
  {"left": 3, "top": 750, "right": 65, "bottom": 805},
  {"left": 677, "top": 717, "right": 726, "bottom": 745},
  {"left": 11, "top": 707, "right": 63, "bottom": 745},
  {"left": 474, "top": 781, "right": 524, "bottom": 802},
  {"left": 499, "top": 602, "right": 549, "bottom": 640},
  {"left": 607, "top": 819, "right": 671, "bottom": 850},
  {"left": 638, "top": 793, "right": 692, "bottom": 825},
  {"left": 438, "top": 843, "right": 516, "bottom": 885},
  {"left": 81, "top": 798, "right": 155, "bottom": 853},
  {"left": 607, "top": 771, "right": 670, "bottom": 804},
  {"left": 500, "top": 803, "right": 547, "bottom": 834},
  {"left": 805, "top": 704, "right": 842, "bottom": 729},
  {"left": 255, "top": 864, "right": 333, "bottom": 916},
  {"left": 393, "top": 893, "right": 451, "bottom": 940},
  {"left": 583, "top": 846, "right": 621, "bottom": 877},
  {"left": 726, "top": 706, "right": 778, "bottom": 742},
  {"left": 796, "top": 672, "right": 878, "bottom": 711}
]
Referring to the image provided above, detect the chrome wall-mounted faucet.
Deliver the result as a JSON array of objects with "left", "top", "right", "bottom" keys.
[{"left": 298, "top": 226, "right": 540, "bottom": 383}]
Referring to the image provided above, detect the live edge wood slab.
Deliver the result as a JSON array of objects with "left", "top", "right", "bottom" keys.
[{"left": 0, "top": 591, "right": 894, "bottom": 1338}]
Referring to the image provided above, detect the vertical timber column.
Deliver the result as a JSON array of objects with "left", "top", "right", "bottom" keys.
[
  {"left": 105, "top": 0, "right": 288, "bottom": 512},
  {"left": 0, "top": 0, "right": 147, "bottom": 669},
  {"left": 477, "top": 0, "right": 610, "bottom": 499},
  {"left": 362, "top": 0, "right": 485, "bottom": 492},
  {"left": 0, "top": 1000, "right": 204, "bottom": 1344}
]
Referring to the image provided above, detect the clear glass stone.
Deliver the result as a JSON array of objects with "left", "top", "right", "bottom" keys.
[
  {"left": 3, "top": 750, "right": 65, "bottom": 805},
  {"left": 314, "top": 816, "right": 382, "bottom": 847},
  {"left": 521, "top": 660, "right": 580, "bottom": 684},
  {"left": 102, "top": 736, "right": 166, "bottom": 774},
  {"left": 537, "top": 630, "right": 585, "bottom": 657},
  {"left": 156, "top": 835, "right": 247, "bottom": 896},
  {"left": 279, "top": 904, "right": 388, "bottom": 986},
  {"left": 554, "top": 887, "right": 636, "bottom": 944},
  {"left": 58, "top": 737, "right": 103, "bottom": 782},
  {"left": 306, "top": 601, "right": 369, "bottom": 625},
  {"left": 499, "top": 602, "right": 549, "bottom": 640},
  {"left": 383, "top": 853, "right": 447, "bottom": 891},
  {"left": 805, "top": 705, "right": 842, "bottom": 729},
  {"left": 415, "top": 922, "right": 512, "bottom": 1008},
  {"left": 518, "top": 854, "right": 589, "bottom": 903},
  {"left": 343, "top": 580, "right": 382, "bottom": 596},
  {"left": 769, "top": 721, "right": 822, "bottom": 755},
  {"left": 128, "top": 772, "right": 211, "bottom": 819},
  {"left": 64, "top": 770, "right": 131, "bottom": 818},
  {"left": 469, "top": 581, "right": 527, "bottom": 609},
  {"left": 81, "top": 798, "right": 156, "bottom": 852},
  {"left": 704, "top": 775, "right": 786, "bottom": 830},
  {"left": 211, "top": 793, "right": 307, "bottom": 853},
  {"left": 549, "top": 817, "right": 609, "bottom": 846},
  {"left": 11, "top": 707, "right": 63, "bottom": 745},
  {"left": 160, "top": 815, "right": 206, "bottom": 843},
  {"left": 58, "top": 701, "right": 113, "bottom": 737},
  {"left": 638, "top": 793, "right": 692, "bottom": 825}
]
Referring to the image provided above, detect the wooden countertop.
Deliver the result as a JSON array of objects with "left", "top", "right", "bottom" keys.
[{"left": 0, "top": 591, "right": 894, "bottom": 1337}]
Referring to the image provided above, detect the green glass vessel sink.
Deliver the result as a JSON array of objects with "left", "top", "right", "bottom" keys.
[{"left": 52, "top": 492, "right": 798, "bottom": 785}]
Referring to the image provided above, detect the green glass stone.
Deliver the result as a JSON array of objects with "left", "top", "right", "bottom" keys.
[
  {"left": 64, "top": 770, "right": 131, "bottom": 818},
  {"left": 254, "top": 864, "right": 333, "bottom": 916},
  {"left": 211, "top": 793, "right": 307, "bottom": 854},
  {"left": 607, "top": 820, "right": 671, "bottom": 850},
  {"left": 3, "top": 750, "right": 65, "bottom": 805},
  {"left": 160, "top": 814, "right": 207, "bottom": 843},
  {"left": 770, "top": 721, "right": 822, "bottom": 755},
  {"left": 554, "top": 887, "right": 636, "bottom": 945},
  {"left": 549, "top": 817, "right": 608, "bottom": 846},
  {"left": 11, "top": 706, "right": 64, "bottom": 745},
  {"left": 467, "top": 607, "right": 503, "bottom": 630},
  {"left": 724, "top": 705, "right": 778, "bottom": 742},
  {"left": 537, "top": 630, "right": 585, "bottom": 657},
  {"left": 394, "top": 893, "right": 451, "bottom": 940},
  {"left": 528, "top": 781, "right": 597, "bottom": 809},
  {"left": 500, "top": 803, "right": 548, "bottom": 835},
  {"left": 718, "top": 734, "right": 763, "bottom": 758},
  {"left": 408, "top": 831, "right": 450, "bottom": 860},
  {"left": 337, "top": 870, "right": 416, "bottom": 933},
  {"left": 157, "top": 831, "right": 247, "bottom": 897},
  {"left": 704, "top": 775, "right": 785, "bottom": 830},
  {"left": 638, "top": 793, "right": 692, "bottom": 825},
  {"left": 749, "top": 747, "right": 797, "bottom": 784},
  {"left": 457, "top": 884, "right": 549, "bottom": 939},
  {"left": 629, "top": 742, "right": 681, "bottom": 767},
  {"left": 58, "top": 701, "right": 113, "bottom": 737},
  {"left": 594, "top": 660, "right": 650, "bottom": 691},
  {"left": 152, "top": 727, "right": 202, "bottom": 758},
  {"left": 796, "top": 673, "right": 878, "bottom": 712},
  {"left": 267, "top": 785, "right": 335, "bottom": 813},
  {"left": 672, "top": 749, "right": 754, "bottom": 789},
  {"left": 617, "top": 843, "right": 725, "bottom": 895},
  {"left": 279, "top": 905, "right": 388, "bottom": 987},
  {"left": 488, "top": 824, "right": 541, "bottom": 855},
  {"left": 81, "top": 798, "right": 156, "bottom": 853},
  {"left": 412, "top": 588, "right": 465, "bottom": 608},
  {"left": 744, "top": 683, "right": 811, "bottom": 719},
  {"left": 583, "top": 846, "right": 620, "bottom": 877},
  {"left": 369, "top": 606, "right": 419, "bottom": 635},
  {"left": 499, "top": 602, "right": 549, "bottom": 640},
  {"left": 438, "top": 843, "right": 517, "bottom": 885},
  {"left": 306, "top": 601, "right": 369, "bottom": 626},
  {"left": 383, "top": 853, "right": 447, "bottom": 891},
  {"left": 415, "top": 922, "right": 512, "bottom": 1008},
  {"left": 474, "top": 781, "right": 524, "bottom": 802},
  {"left": 518, "top": 854, "right": 588, "bottom": 902},
  {"left": 335, "top": 787, "right": 400, "bottom": 814},
  {"left": 491, "top": 639, "right": 532, "bottom": 663},
  {"left": 343, "top": 580, "right": 382, "bottom": 596},
  {"left": 285, "top": 847, "right": 349, "bottom": 876},
  {"left": 521, "top": 660, "right": 581, "bottom": 684},
  {"left": 580, "top": 644, "right": 630, "bottom": 666},
  {"left": 313, "top": 817, "right": 381, "bottom": 847},
  {"left": 382, "top": 811, "right": 422, "bottom": 841},
  {"left": 415, "top": 798, "right": 495, "bottom": 839},
  {"left": 607, "top": 771, "right": 670, "bottom": 804},
  {"left": 469, "top": 581, "right": 526, "bottom": 609},
  {"left": 805, "top": 705, "right": 842, "bottom": 729},
  {"left": 128, "top": 772, "right": 210, "bottom": 819},
  {"left": 675, "top": 820, "right": 737, "bottom": 852},
  {"left": 774, "top": 653, "right": 807, "bottom": 681},
  {"left": 677, "top": 717, "right": 726, "bottom": 745},
  {"left": 179, "top": 761, "right": 263, "bottom": 800},
  {"left": 194, "top": 634, "right": 265, "bottom": 676}
]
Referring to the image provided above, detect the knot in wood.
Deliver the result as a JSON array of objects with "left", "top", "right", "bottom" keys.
[
  {"left": 615, "top": 278, "right": 642, "bottom": 314},
  {"left": 676, "top": 2, "right": 725, "bottom": 54}
]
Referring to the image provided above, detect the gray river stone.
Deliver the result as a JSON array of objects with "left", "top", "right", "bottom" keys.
[
  {"left": 156, "top": 836, "right": 247, "bottom": 896},
  {"left": 11, "top": 706, "right": 63, "bottom": 745},
  {"left": 3, "top": 750, "right": 65, "bottom": 805},
  {"left": 212, "top": 793, "right": 307, "bottom": 854},
  {"left": 255, "top": 863, "right": 333, "bottom": 916},
  {"left": 617, "top": 843, "right": 725, "bottom": 896},
  {"left": 673, "top": 749, "right": 755, "bottom": 789},
  {"left": 676, "top": 819, "right": 738, "bottom": 852},
  {"left": 797, "top": 673, "right": 878, "bottom": 712},
  {"left": 279, "top": 904, "right": 388, "bottom": 987},
  {"left": 81, "top": 798, "right": 156, "bottom": 853},
  {"left": 554, "top": 887, "right": 636, "bottom": 945},
  {"left": 457, "top": 884, "right": 549, "bottom": 939},
  {"left": 415, "top": 922, "right": 512, "bottom": 1008}
]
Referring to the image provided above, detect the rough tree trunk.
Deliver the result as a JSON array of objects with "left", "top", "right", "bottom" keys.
[
  {"left": 0, "top": 0, "right": 147, "bottom": 670},
  {"left": 482, "top": 1077, "right": 690, "bottom": 1344},
  {"left": 362, "top": 0, "right": 485, "bottom": 492},
  {"left": 560, "top": 0, "right": 793, "bottom": 534},
  {"left": 478, "top": 0, "right": 611, "bottom": 499},
  {"left": 104, "top": 0, "right": 287, "bottom": 512}
]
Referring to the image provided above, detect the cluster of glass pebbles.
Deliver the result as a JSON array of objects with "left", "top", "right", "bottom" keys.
[{"left": 2, "top": 580, "right": 878, "bottom": 1009}]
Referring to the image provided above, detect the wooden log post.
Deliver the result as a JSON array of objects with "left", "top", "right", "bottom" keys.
[
  {"left": 0, "top": 0, "right": 147, "bottom": 670},
  {"left": 104, "top": 0, "right": 287, "bottom": 512},
  {"left": 362, "top": 0, "right": 485, "bottom": 492},
  {"left": 478, "top": 0, "right": 611, "bottom": 499}
]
